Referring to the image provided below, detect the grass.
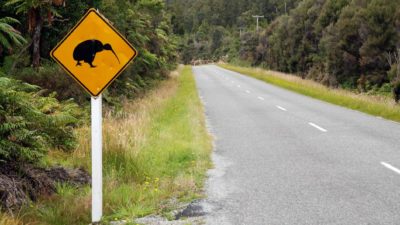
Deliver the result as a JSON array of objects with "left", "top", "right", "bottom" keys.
[
  {"left": 219, "top": 64, "right": 400, "bottom": 122},
  {"left": 7, "top": 65, "right": 212, "bottom": 225},
  {"left": 0, "top": 213, "right": 23, "bottom": 225}
]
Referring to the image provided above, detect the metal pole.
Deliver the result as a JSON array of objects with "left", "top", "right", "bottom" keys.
[
  {"left": 91, "top": 94, "right": 102, "bottom": 223},
  {"left": 256, "top": 18, "right": 259, "bottom": 32}
]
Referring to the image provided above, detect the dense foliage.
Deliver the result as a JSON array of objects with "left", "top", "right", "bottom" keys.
[
  {"left": 256, "top": 0, "right": 400, "bottom": 92},
  {"left": 167, "top": 0, "right": 299, "bottom": 63},
  {"left": 0, "top": 0, "right": 177, "bottom": 166},
  {"left": 102, "top": 0, "right": 177, "bottom": 98},
  {"left": 0, "top": 77, "right": 82, "bottom": 163},
  {"left": 1, "top": 0, "right": 177, "bottom": 100},
  {"left": 168, "top": 0, "right": 400, "bottom": 100},
  {"left": 0, "top": 16, "right": 26, "bottom": 53}
]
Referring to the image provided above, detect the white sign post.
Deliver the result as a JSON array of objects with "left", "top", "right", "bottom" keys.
[
  {"left": 50, "top": 8, "right": 137, "bottom": 224},
  {"left": 91, "top": 95, "right": 102, "bottom": 223}
]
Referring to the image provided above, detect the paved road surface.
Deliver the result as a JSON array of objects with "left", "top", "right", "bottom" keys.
[{"left": 193, "top": 65, "right": 400, "bottom": 225}]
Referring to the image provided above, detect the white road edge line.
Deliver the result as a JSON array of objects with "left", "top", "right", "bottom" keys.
[
  {"left": 308, "top": 122, "right": 327, "bottom": 132},
  {"left": 381, "top": 162, "right": 400, "bottom": 175},
  {"left": 276, "top": 105, "right": 287, "bottom": 111},
  {"left": 258, "top": 96, "right": 264, "bottom": 100}
]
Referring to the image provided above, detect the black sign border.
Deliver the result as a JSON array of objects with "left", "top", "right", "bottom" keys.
[{"left": 50, "top": 8, "right": 138, "bottom": 97}]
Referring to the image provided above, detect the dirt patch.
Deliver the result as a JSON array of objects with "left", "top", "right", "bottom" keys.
[
  {"left": 0, "top": 163, "right": 90, "bottom": 211},
  {"left": 46, "top": 166, "right": 91, "bottom": 186}
]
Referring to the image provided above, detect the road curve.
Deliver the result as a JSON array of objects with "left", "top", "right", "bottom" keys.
[{"left": 193, "top": 65, "right": 400, "bottom": 225}]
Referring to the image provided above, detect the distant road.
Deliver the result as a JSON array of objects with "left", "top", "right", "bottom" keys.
[{"left": 193, "top": 65, "right": 400, "bottom": 225}]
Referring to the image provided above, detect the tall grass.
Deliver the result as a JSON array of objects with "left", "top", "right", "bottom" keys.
[
  {"left": 219, "top": 64, "right": 400, "bottom": 122},
  {"left": 0, "top": 213, "right": 23, "bottom": 225},
  {"left": 12, "top": 66, "right": 212, "bottom": 225}
]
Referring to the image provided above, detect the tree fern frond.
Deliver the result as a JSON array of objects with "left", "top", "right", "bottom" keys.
[
  {"left": 0, "top": 17, "right": 21, "bottom": 25},
  {"left": 0, "top": 16, "right": 27, "bottom": 49}
]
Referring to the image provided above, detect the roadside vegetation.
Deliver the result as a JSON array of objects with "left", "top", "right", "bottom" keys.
[
  {"left": 220, "top": 64, "right": 400, "bottom": 122},
  {"left": 0, "top": 0, "right": 190, "bottom": 223},
  {"left": 3, "top": 66, "right": 212, "bottom": 224},
  {"left": 167, "top": 0, "right": 400, "bottom": 103}
]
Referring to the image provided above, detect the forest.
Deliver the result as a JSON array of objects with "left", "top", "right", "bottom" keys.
[{"left": 167, "top": 0, "right": 400, "bottom": 99}]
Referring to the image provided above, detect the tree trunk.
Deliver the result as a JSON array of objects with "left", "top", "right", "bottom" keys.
[{"left": 32, "top": 9, "right": 43, "bottom": 68}]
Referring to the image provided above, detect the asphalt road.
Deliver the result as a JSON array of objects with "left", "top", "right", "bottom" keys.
[{"left": 193, "top": 65, "right": 400, "bottom": 225}]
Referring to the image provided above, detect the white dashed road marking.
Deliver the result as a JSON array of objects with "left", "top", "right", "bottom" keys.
[
  {"left": 246, "top": 90, "right": 250, "bottom": 93},
  {"left": 276, "top": 105, "right": 287, "bottom": 111},
  {"left": 308, "top": 122, "right": 327, "bottom": 132},
  {"left": 381, "top": 162, "right": 400, "bottom": 175},
  {"left": 258, "top": 96, "right": 264, "bottom": 100}
]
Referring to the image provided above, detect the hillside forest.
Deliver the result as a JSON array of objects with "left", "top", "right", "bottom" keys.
[{"left": 167, "top": 0, "right": 400, "bottom": 99}]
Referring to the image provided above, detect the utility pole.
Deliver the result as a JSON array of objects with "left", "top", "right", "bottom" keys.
[
  {"left": 252, "top": 15, "right": 264, "bottom": 33},
  {"left": 239, "top": 26, "right": 245, "bottom": 37},
  {"left": 285, "top": 2, "right": 287, "bottom": 14}
]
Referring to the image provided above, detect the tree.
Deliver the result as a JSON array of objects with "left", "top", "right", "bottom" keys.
[
  {"left": 5, "top": 0, "right": 64, "bottom": 67},
  {"left": 358, "top": 0, "right": 399, "bottom": 86}
]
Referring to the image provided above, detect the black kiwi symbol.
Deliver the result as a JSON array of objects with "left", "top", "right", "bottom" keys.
[{"left": 73, "top": 39, "right": 120, "bottom": 68}]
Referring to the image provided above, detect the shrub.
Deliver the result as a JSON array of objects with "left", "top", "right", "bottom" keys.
[
  {"left": 12, "top": 64, "right": 88, "bottom": 104},
  {"left": 0, "top": 77, "right": 83, "bottom": 163},
  {"left": 393, "top": 80, "right": 400, "bottom": 103}
]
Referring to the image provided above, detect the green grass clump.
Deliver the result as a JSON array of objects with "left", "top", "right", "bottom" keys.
[
  {"left": 16, "top": 66, "right": 212, "bottom": 225},
  {"left": 219, "top": 64, "right": 400, "bottom": 122}
]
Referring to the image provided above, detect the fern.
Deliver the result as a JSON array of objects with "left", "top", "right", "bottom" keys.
[
  {"left": 0, "top": 77, "right": 83, "bottom": 163},
  {"left": 0, "top": 17, "right": 26, "bottom": 50}
]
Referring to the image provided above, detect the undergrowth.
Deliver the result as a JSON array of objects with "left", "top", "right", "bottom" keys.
[{"left": 12, "top": 66, "right": 212, "bottom": 225}]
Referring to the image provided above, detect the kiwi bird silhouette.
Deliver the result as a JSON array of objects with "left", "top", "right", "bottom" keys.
[{"left": 73, "top": 39, "right": 120, "bottom": 68}]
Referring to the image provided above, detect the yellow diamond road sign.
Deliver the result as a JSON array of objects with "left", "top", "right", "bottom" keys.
[{"left": 51, "top": 9, "right": 137, "bottom": 96}]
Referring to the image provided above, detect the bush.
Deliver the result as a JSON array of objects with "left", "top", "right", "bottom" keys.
[
  {"left": 393, "top": 80, "right": 400, "bottom": 103},
  {"left": 0, "top": 77, "right": 83, "bottom": 163},
  {"left": 12, "top": 64, "right": 88, "bottom": 104}
]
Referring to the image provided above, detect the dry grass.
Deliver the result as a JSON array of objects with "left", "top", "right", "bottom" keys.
[
  {"left": 220, "top": 64, "right": 400, "bottom": 122},
  {"left": 256, "top": 68, "right": 396, "bottom": 106},
  {"left": 0, "top": 213, "right": 23, "bottom": 225},
  {"left": 71, "top": 68, "right": 180, "bottom": 172}
]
